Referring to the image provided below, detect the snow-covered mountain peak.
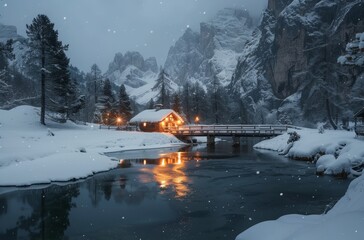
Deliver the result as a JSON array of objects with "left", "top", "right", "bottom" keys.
[
  {"left": 105, "top": 51, "right": 158, "bottom": 88},
  {"left": 165, "top": 7, "right": 255, "bottom": 86}
]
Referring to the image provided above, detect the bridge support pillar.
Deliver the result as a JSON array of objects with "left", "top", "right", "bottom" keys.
[
  {"left": 232, "top": 136, "right": 240, "bottom": 147},
  {"left": 207, "top": 135, "right": 215, "bottom": 146}
]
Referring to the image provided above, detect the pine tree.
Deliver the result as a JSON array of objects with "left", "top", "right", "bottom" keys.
[
  {"left": 207, "top": 76, "right": 228, "bottom": 124},
  {"left": 182, "top": 82, "right": 191, "bottom": 122},
  {"left": 90, "top": 64, "right": 102, "bottom": 104},
  {"left": 0, "top": 39, "right": 14, "bottom": 70},
  {"left": 26, "top": 14, "right": 68, "bottom": 125},
  {"left": 171, "top": 92, "right": 182, "bottom": 114},
  {"left": 47, "top": 46, "right": 70, "bottom": 120},
  {"left": 191, "top": 81, "right": 208, "bottom": 123},
  {"left": 147, "top": 98, "right": 155, "bottom": 109},
  {"left": 152, "top": 68, "right": 173, "bottom": 108},
  {"left": 66, "top": 77, "right": 85, "bottom": 120},
  {"left": 118, "top": 84, "right": 132, "bottom": 121},
  {"left": 96, "top": 79, "right": 115, "bottom": 124},
  {"left": 0, "top": 40, "right": 14, "bottom": 105}
]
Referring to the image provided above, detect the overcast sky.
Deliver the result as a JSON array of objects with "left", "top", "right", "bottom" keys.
[{"left": 0, "top": 0, "right": 266, "bottom": 72}]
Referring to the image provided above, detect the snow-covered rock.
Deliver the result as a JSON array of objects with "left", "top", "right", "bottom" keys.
[
  {"left": 338, "top": 32, "right": 364, "bottom": 66},
  {"left": 165, "top": 8, "right": 254, "bottom": 87},
  {"left": 231, "top": 0, "right": 364, "bottom": 125},
  {"left": 0, "top": 23, "right": 22, "bottom": 42},
  {"left": 105, "top": 51, "right": 158, "bottom": 88},
  {"left": 255, "top": 128, "right": 364, "bottom": 176},
  {"left": 104, "top": 51, "right": 165, "bottom": 104},
  {"left": 0, "top": 23, "right": 28, "bottom": 73}
]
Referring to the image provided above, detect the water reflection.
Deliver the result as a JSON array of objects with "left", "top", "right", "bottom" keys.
[
  {"left": 133, "top": 152, "right": 192, "bottom": 198},
  {"left": 0, "top": 142, "right": 352, "bottom": 240},
  {"left": 0, "top": 184, "right": 79, "bottom": 240}
]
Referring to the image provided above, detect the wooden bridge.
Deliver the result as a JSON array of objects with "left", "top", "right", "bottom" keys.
[{"left": 167, "top": 124, "right": 295, "bottom": 145}]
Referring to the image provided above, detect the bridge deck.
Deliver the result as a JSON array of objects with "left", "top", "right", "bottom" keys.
[{"left": 168, "top": 124, "right": 293, "bottom": 137}]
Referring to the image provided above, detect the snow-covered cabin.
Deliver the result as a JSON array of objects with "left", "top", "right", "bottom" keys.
[
  {"left": 130, "top": 109, "right": 184, "bottom": 132},
  {"left": 354, "top": 107, "right": 364, "bottom": 136}
]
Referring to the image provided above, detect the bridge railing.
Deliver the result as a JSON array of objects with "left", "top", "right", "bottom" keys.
[{"left": 167, "top": 124, "right": 297, "bottom": 136}]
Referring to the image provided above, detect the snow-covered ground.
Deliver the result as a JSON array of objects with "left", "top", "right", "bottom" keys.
[
  {"left": 0, "top": 106, "right": 184, "bottom": 186},
  {"left": 236, "top": 128, "right": 364, "bottom": 240},
  {"left": 255, "top": 128, "right": 364, "bottom": 176}
]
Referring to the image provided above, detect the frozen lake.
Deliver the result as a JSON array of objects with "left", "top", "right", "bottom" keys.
[{"left": 0, "top": 141, "right": 350, "bottom": 240}]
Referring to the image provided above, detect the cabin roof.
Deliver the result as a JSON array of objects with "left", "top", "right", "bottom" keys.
[
  {"left": 130, "top": 109, "right": 184, "bottom": 123},
  {"left": 354, "top": 107, "right": 364, "bottom": 118}
]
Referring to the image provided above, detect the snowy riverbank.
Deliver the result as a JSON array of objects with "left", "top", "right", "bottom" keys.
[
  {"left": 0, "top": 106, "right": 184, "bottom": 186},
  {"left": 236, "top": 128, "right": 364, "bottom": 240},
  {"left": 255, "top": 128, "right": 364, "bottom": 177}
]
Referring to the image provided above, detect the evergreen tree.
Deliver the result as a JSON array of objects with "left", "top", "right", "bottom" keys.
[
  {"left": 190, "top": 81, "right": 208, "bottom": 123},
  {"left": 118, "top": 84, "right": 132, "bottom": 121},
  {"left": 147, "top": 98, "right": 155, "bottom": 109},
  {"left": 182, "top": 82, "right": 191, "bottom": 122},
  {"left": 66, "top": 77, "right": 85, "bottom": 120},
  {"left": 152, "top": 68, "right": 173, "bottom": 108},
  {"left": 0, "top": 40, "right": 14, "bottom": 105},
  {"left": 171, "top": 92, "right": 182, "bottom": 114},
  {"left": 26, "top": 14, "right": 68, "bottom": 125},
  {"left": 207, "top": 76, "right": 228, "bottom": 124},
  {"left": 0, "top": 39, "right": 14, "bottom": 70},
  {"left": 47, "top": 47, "right": 70, "bottom": 119},
  {"left": 96, "top": 79, "right": 115, "bottom": 124},
  {"left": 90, "top": 64, "right": 102, "bottom": 104}
]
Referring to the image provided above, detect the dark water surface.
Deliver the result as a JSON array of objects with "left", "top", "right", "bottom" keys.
[{"left": 0, "top": 141, "right": 351, "bottom": 240}]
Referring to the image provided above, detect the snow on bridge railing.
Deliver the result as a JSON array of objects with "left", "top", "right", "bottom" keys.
[{"left": 167, "top": 124, "right": 300, "bottom": 136}]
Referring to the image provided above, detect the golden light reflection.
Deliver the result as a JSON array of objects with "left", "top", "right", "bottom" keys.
[
  {"left": 143, "top": 159, "right": 147, "bottom": 165},
  {"left": 160, "top": 180, "right": 167, "bottom": 189},
  {"left": 177, "top": 152, "right": 182, "bottom": 165},
  {"left": 152, "top": 152, "right": 190, "bottom": 198}
]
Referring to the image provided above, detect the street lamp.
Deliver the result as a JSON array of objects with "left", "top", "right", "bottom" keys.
[
  {"left": 194, "top": 116, "right": 200, "bottom": 125},
  {"left": 116, "top": 117, "right": 122, "bottom": 128}
]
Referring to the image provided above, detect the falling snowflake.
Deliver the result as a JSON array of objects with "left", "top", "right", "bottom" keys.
[
  {"left": 186, "top": 25, "right": 190, "bottom": 28},
  {"left": 280, "top": 193, "right": 284, "bottom": 196},
  {"left": 203, "top": 11, "right": 206, "bottom": 15},
  {"left": 256, "top": 171, "right": 260, "bottom": 175},
  {"left": 4, "top": 3, "right": 7, "bottom": 7},
  {"left": 150, "top": 30, "right": 154, "bottom": 34},
  {"left": 63, "top": 17, "right": 67, "bottom": 20}
]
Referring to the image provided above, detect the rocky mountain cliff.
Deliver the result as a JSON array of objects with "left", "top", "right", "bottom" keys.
[
  {"left": 0, "top": 23, "right": 28, "bottom": 73},
  {"left": 164, "top": 8, "right": 254, "bottom": 86},
  {"left": 105, "top": 51, "right": 158, "bottom": 88},
  {"left": 0, "top": 23, "right": 23, "bottom": 42},
  {"left": 231, "top": 0, "right": 364, "bottom": 125}
]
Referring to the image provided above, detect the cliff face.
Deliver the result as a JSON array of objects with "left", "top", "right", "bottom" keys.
[
  {"left": 231, "top": 0, "right": 364, "bottom": 125},
  {"left": 0, "top": 23, "right": 28, "bottom": 74},
  {"left": 105, "top": 51, "right": 158, "bottom": 88},
  {"left": 165, "top": 8, "right": 254, "bottom": 86},
  {"left": 0, "top": 23, "right": 22, "bottom": 42}
]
